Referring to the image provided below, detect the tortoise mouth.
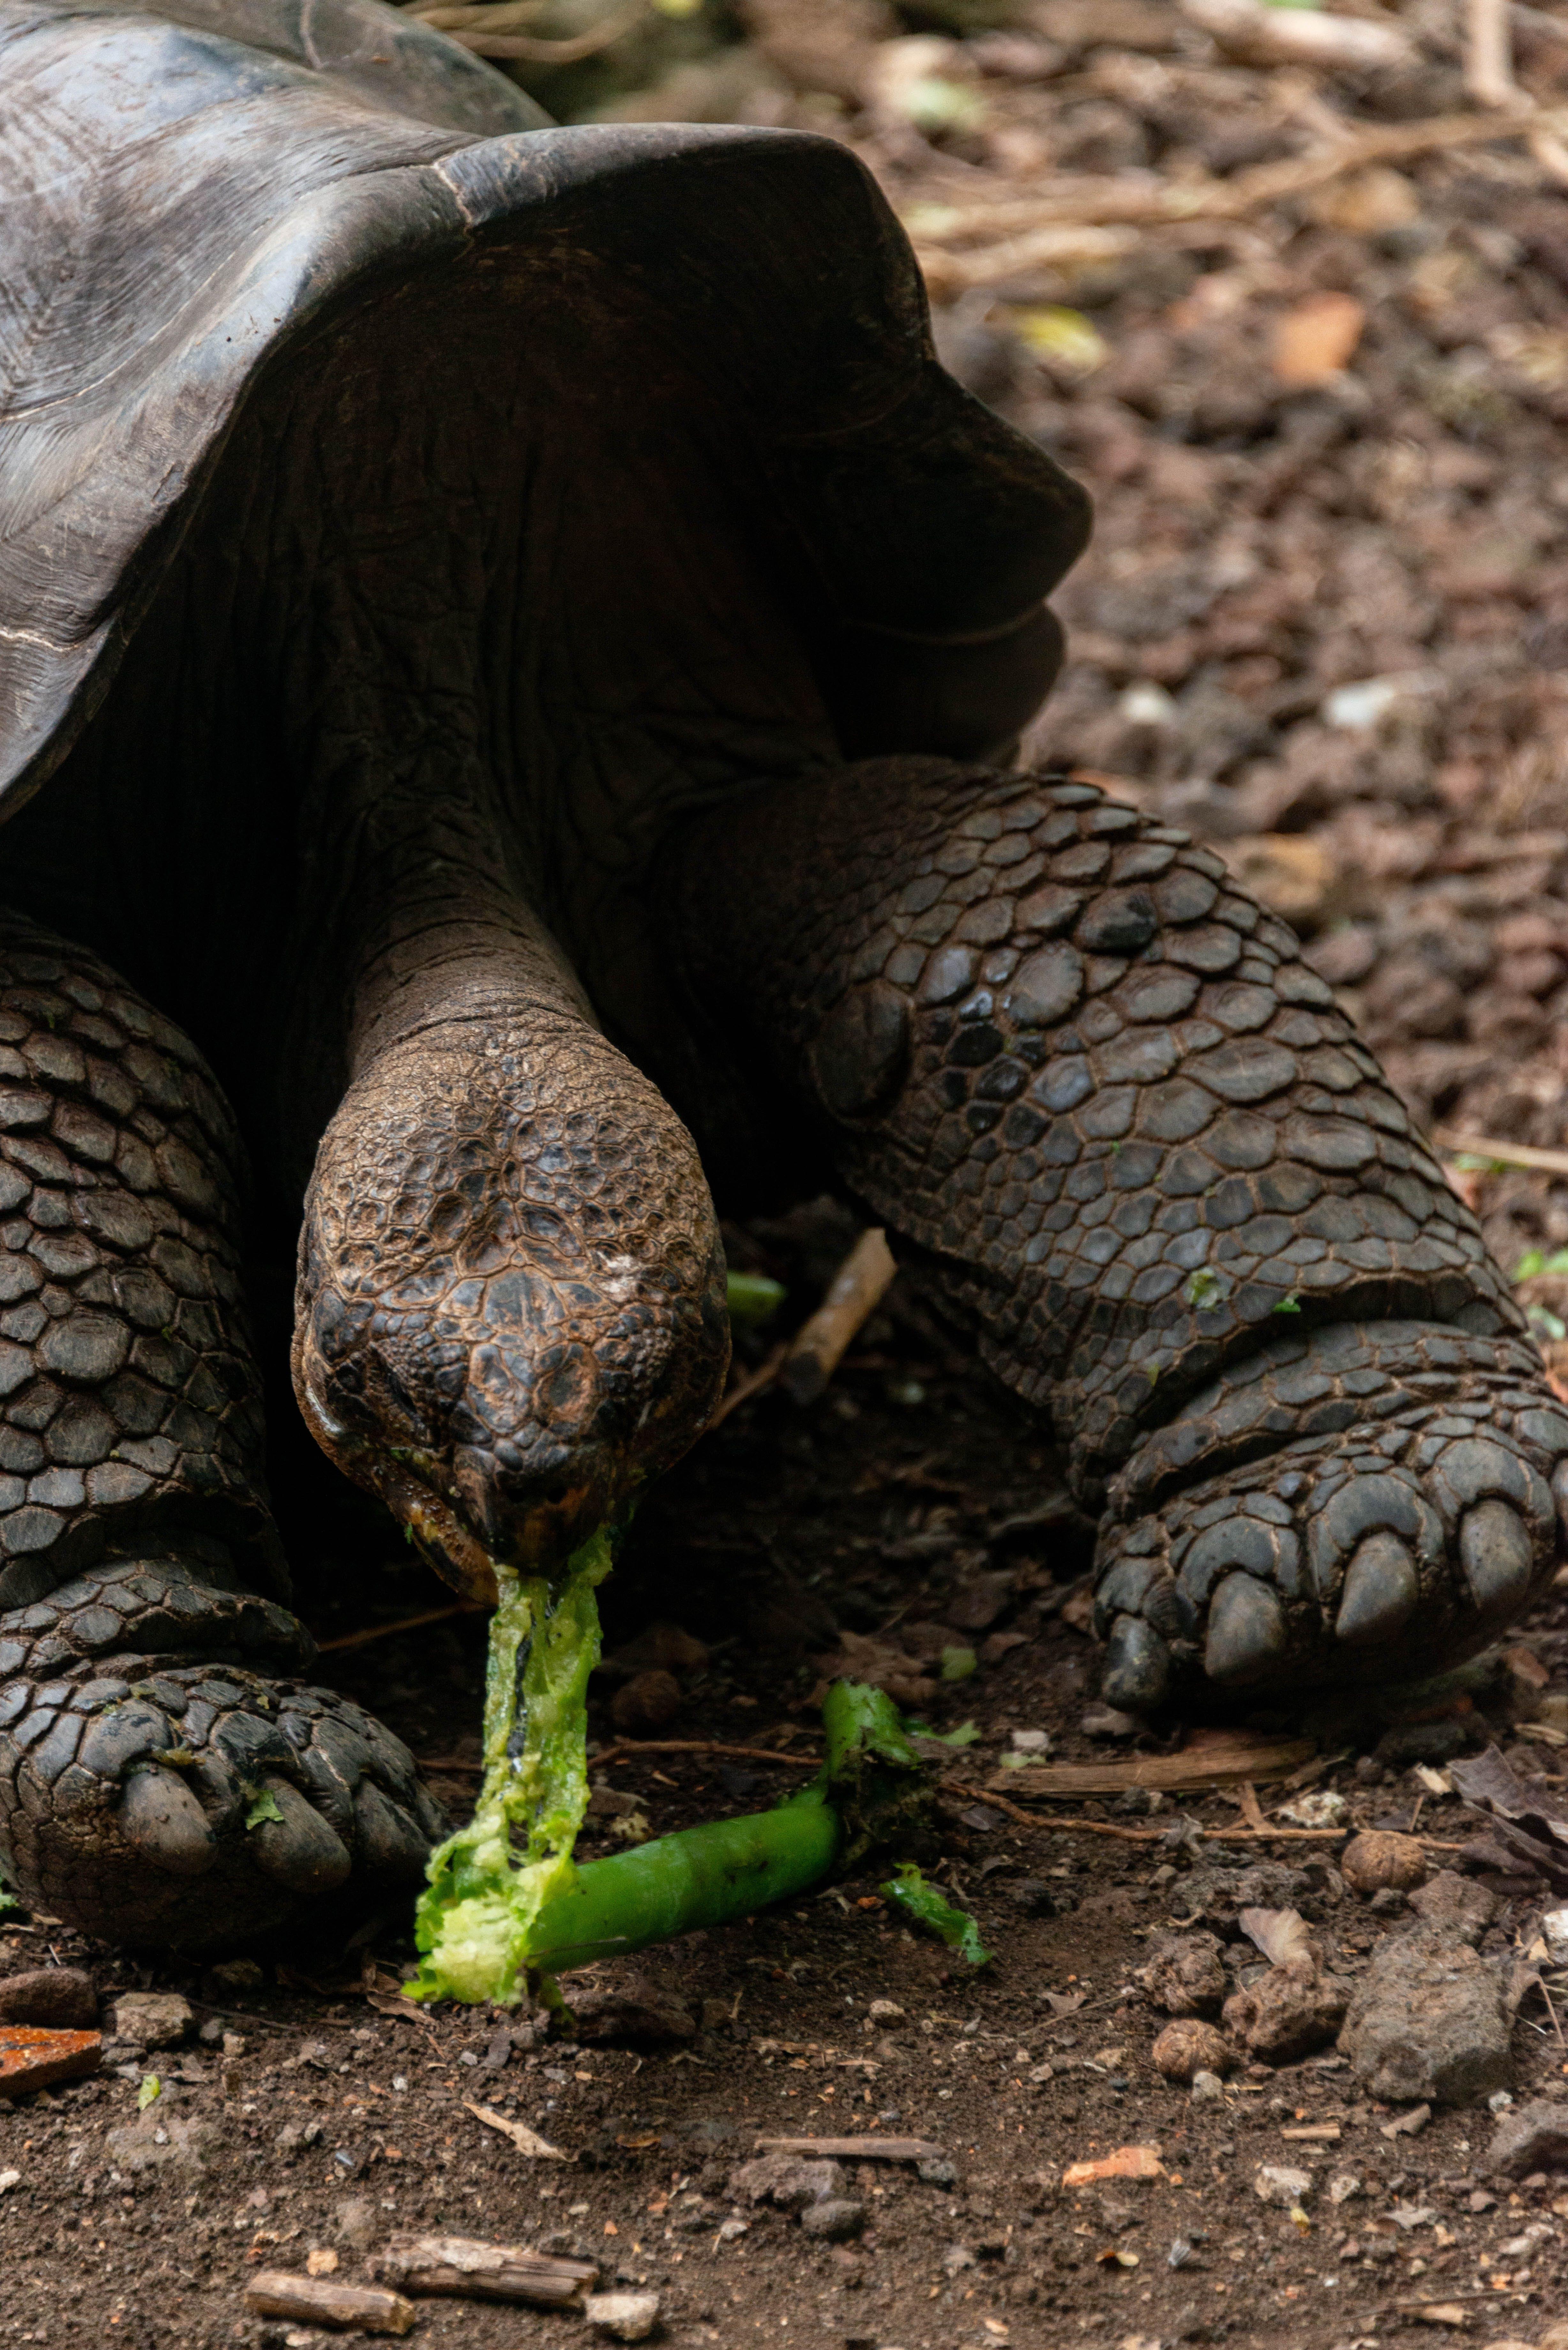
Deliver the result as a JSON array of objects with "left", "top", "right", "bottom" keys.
[{"left": 295, "top": 1364, "right": 622, "bottom": 1605}]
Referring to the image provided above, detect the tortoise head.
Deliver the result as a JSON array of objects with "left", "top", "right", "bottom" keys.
[{"left": 291, "top": 1010, "right": 731, "bottom": 1600}]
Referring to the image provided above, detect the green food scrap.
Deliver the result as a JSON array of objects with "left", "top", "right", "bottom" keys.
[
  {"left": 245, "top": 1787, "right": 285, "bottom": 1829},
  {"left": 725, "top": 1270, "right": 787, "bottom": 1329},
  {"left": 1184, "top": 1267, "right": 1227, "bottom": 1312},
  {"left": 1272, "top": 1292, "right": 1301, "bottom": 1315},
  {"left": 138, "top": 2075, "right": 161, "bottom": 2111},
  {"left": 881, "top": 1862, "right": 991, "bottom": 1967},
  {"left": 410, "top": 1528, "right": 614, "bottom": 2007},
  {"left": 939, "top": 1646, "right": 977, "bottom": 1683},
  {"left": 1515, "top": 1247, "right": 1568, "bottom": 1282}
]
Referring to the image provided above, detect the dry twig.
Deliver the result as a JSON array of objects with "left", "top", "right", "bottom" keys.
[
  {"left": 910, "top": 105, "right": 1568, "bottom": 292},
  {"left": 318, "top": 1600, "right": 484, "bottom": 1655},
  {"left": 590, "top": 1739, "right": 821, "bottom": 1773},
  {"left": 371, "top": 2233, "right": 598, "bottom": 2307},
  {"left": 404, "top": 0, "right": 647, "bottom": 58},
  {"left": 1436, "top": 1129, "right": 1568, "bottom": 1178},
  {"left": 244, "top": 2274, "right": 416, "bottom": 2335}
]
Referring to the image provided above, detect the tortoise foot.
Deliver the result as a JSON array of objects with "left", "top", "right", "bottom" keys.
[
  {"left": 0, "top": 1558, "right": 442, "bottom": 1949},
  {"left": 1092, "top": 1320, "right": 1568, "bottom": 1708}
]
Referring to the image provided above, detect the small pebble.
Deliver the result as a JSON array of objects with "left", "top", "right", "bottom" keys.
[{"left": 583, "top": 2290, "right": 661, "bottom": 2342}]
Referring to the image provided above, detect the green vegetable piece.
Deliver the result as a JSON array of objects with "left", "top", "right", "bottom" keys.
[
  {"left": 725, "top": 1270, "right": 787, "bottom": 1329},
  {"left": 409, "top": 1545, "right": 934, "bottom": 2003},
  {"left": 904, "top": 1719, "right": 980, "bottom": 1748},
  {"left": 528, "top": 1801, "right": 842, "bottom": 1972},
  {"left": 409, "top": 1529, "right": 614, "bottom": 2007},
  {"left": 939, "top": 1646, "right": 977, "bottom": 1683},
  {"left": 1272, "top": 1292, "right": 1301, "bottom": 1315},
  {"left": 138, "top": 2075, "right": 161, "bottom": 2111},
  {"left": 245, "top": 1787, "right": 284, "bottom": 1829},
  {"left": 1184, "top": 1267, "right": 1227, "bottom": 1311},
  {"left": 0, "top": 1889, "right": 22, "bottom": 1920},
  {"left": 880, "top": 1862, "right": 991, "bottom": 1967}
]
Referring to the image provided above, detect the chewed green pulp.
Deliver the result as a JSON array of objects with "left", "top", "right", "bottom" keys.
[
  {"left": 408, "top": 1527, "right": 959, "bottom": 2008},
  {"left": 409, "top": 1528, "right": 613, "bottom": 2006}
]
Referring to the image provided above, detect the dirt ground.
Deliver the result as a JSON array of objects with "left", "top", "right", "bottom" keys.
[{"left": 10, "top": 4, "right": 1568, "bottom": 2347}]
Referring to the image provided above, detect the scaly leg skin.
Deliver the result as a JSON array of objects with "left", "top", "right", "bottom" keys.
[
  {"left": 0, "top": 913, "right": 439, "bottom": 1948},
  {"left": 668, "top": 762, "right": 1568, "bottom": 1709}
]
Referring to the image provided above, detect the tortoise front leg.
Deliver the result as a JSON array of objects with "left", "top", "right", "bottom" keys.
[
  {"left": 0, "top": 913, "right": 440, "bottom": 1949},
  {"left": 667, "top": 760, "right": 1568, "bottom": 1707}
]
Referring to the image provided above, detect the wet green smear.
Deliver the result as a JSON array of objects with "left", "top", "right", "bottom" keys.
[{"left": 409, "top": 1529, "right": 614, "bottom": 2006}]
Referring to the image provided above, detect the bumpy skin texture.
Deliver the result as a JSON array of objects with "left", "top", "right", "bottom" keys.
[
  {"left": 296, "top": 1000, "right": 731, "bottom": 1595},
  {"left": 669, "top": 761, "right": 1568, "bottom": 1706},
  {"left": 0, "top": 915, "right": 440, "bottom": 1947}
]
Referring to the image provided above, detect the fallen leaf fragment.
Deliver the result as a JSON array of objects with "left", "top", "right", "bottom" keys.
[
  {"left": 463, "top": 2099, "right": 569, "bottom": 2160},
  {"left": 1063, "top": 2144, "right": 1164, "bottom": 2187},
  {"left": 1239, "top": 1906, "right": 1314, "bottom": 1968},
  {"left": 366, "top": 1990, "right": 439, "bottom": 2030},
  {"left": 1221, "top": 835, "right": 1337, "bottom": 933},
  {"left": 1009, "top": 304, "right": 1107, "bottom": 373},
  {"left": 1271, "top": 292, "right": 1366, "bottom": 388},
  {"left": 307, "top": 2248, "right": 340, "bottom": 2277}
]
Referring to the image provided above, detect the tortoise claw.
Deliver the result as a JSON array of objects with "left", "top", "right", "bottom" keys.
[
  {"left": 248, "top": 1775, "right": 354, "bottom": 1896},
  {"left": 0, "top": 1562, "right": 443, "bottom": 1948},
  {"left": 118, "top": 1764, "right": 218, "bottom": 1879},
  {"left": 1094, "top": 1321, "right": 1568, "bottom": 1704}
]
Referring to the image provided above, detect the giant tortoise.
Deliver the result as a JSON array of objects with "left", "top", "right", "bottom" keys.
[{"left": 0, "top": 0, "right": 1563, "bottom": 1952}]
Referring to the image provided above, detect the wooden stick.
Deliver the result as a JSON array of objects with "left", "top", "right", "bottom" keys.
[
  {"left": 370, "top": 2233, "right": 598, "bottom": 2307},
  {"left": 590, "top": 1740, "right": 821, "bottom": 1773},
  {"left": 943, "top": 1793, "right": 1464, "bottom": 1848},
  {"left": 1436, "top": 1128, "right": 1568, "bottom": 1178},
  {"left": 705, "top": 1338, "right": 790, "bottom": 1431},
  {"left": 991, "top": 1739, "right": 1314, "bottom": 1798},
  {"left": 1468, "top": 0, "right": 1521, "bottom": 108},
  {"left": 244, "top": 2274, "right": 417, "bottom": 2335},
  {"left": 780, "top": 1230, "right": 899, "bottom": 1407},
  {"left": 911, "top": 105, "right": 1568, "bottom": 291},
  {"left": 752, "top": 2134, "right": 944, "bottom": 2162},
  {"left": 705, "top": 1229, "right": 899, "bottom": 1420}
]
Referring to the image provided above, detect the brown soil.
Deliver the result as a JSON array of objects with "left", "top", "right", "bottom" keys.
[{"left": 10, "top": 8, "right": 1568, "bottom": 2349}]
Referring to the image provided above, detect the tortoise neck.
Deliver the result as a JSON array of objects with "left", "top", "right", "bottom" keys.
[{"left": 345, "top": 869, "right": 598, "bottom": 1084}]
